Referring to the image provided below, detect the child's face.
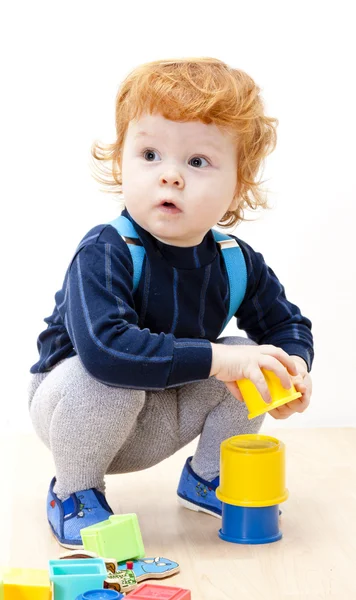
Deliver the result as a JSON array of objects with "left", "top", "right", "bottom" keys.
[{"left": 121, "top": 112, "right": 239, "bottom": 247}]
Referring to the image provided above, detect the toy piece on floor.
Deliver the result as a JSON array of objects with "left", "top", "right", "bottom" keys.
[
  {"left": 49, "top": 558, "right": 107, "bottom": 600},
  {"left": 237, "top": 369, "right": 302, "bottom": 419},
  {"left": 105, "top": 557, "right": 180, "bottom": 594},
  {"left": 216, "top": 434, "right": 288, "bottom": 544},
  {"left": 60, "top": 551, "right": 118, "bottom": 578},
  {"left": 75, "top": 590, "right": 124, "bottom": 599},
  {"left": 0, "top": 568, "right": 51, "bottom": 600},
  {"left": 60, "top": 550, "right": 98, "bottom": 560},
  {"left": 117, "top": 557, "right": 180, "bottom": 581},
  {"left": 80, "top": 514, "right": 145, "bottom": 563},
  {"left": 59, "top": 550, "right": 137, "bottom": 594},
  {"left": 104, "top": 567, "right": 137, "bottom": 593},
  {"left": 60, "top": 552, "right": 180, "bottom": 594},
  {"left": 128, "top": 582, "right": 191, "bottom": 599}
]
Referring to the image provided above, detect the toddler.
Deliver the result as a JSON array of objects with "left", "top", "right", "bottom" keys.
[{"left": 28, "top": 57, "right": 313, "bottom": 548}]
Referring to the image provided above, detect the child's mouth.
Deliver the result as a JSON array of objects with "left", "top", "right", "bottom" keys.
[{"left": 158, "top": 201, "right": 182, "bottom": 214}]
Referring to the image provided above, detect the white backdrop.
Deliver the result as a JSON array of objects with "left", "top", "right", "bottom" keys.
[{"left": 1, "top": 1, "right": 355, "bottom": 432}]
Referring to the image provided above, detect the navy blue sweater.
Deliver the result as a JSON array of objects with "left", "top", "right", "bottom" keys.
[{"left": 30, "top": 209, "right": 313, "bottom": 388}]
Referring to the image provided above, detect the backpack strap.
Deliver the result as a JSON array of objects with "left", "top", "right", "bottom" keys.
[
  {"left": 212, "top": 229, "right": 247, "bottom": 330},
  {"left": 109, "top": 217, "right": 248, "bottom": 327},
  {"left": 109, "top": 215, "right": 145, "bottom": 293}
]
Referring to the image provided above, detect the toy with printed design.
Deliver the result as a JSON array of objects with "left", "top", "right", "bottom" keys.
[
  {"left": 60, "top": 550, "right": 180, "bottom": 594},
  {"left": 117, "top": 557, "right": 180, "bottom": 582},
  {"left": 127, "top": 582, "right": 191, "bottom": 599},
  {"left": 60, "top": 551, "right": 136, "bottom": 593}
]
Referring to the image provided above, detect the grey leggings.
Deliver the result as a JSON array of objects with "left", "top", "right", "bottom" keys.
[{"left": 28, "top": 336, "right": 265, "bottom": 498}]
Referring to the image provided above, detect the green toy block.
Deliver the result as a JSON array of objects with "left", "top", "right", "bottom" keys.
[
  {"left": 81, "top": 514, "right": 145, "bottom": 563},
  {"left": 49, "top": 558, "right": 107, "bottom": 600}
]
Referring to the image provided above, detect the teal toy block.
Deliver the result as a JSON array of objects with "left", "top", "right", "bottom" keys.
[
  {"left": 49, "top": 558, "right": 107, "bottom": 600},
  {"left": 81, "top": 514, "right": 145, "bottom": 563}
]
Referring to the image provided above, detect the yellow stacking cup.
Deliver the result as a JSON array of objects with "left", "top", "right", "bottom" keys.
[
  {"left": 237, "top": 369, "right": 302, "bottom": 419},
  {"left": 216, "top": 434, "right": 288, "bottom": 507}
]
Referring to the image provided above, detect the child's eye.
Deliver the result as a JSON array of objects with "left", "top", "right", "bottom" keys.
[
  {"left": 142, "top": 149, "right": 160, "bottom": 161},
  {"left": 189, "top": 156, "right": 209, "bottom": 168},
  {"left": 141, "top": 150, "right": 209, "bottom": 168}
]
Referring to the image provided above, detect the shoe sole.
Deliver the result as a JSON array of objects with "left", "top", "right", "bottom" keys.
[
  {"left": 177, "top": 496, "right": 222, "bottom": 519},
  {"left": 57, "top": 539, "right": 85, "bottom": 550},
  {"left": 177, "top": 497, "right": 283, "bottom": 520}
]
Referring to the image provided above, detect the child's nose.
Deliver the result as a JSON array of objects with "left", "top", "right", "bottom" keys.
[{"left": 159, "top": 170, "right": 184, "bottom": 188}]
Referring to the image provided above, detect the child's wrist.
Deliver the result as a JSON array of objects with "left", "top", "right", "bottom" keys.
[
  {"left": 290, "top": 354, "right": 308, "bottom": 372},
  {"left": 209, "top": 343, "right": 221, "bottom": 377}
]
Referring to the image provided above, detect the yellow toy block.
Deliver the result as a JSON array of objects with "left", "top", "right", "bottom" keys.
[{"left": 0, "top": 568, "right": 51, "bottom": 599}]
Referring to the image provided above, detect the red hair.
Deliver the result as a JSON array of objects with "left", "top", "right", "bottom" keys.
[{"left": 91, "top": 57, "right": 278, "bottom": 227}]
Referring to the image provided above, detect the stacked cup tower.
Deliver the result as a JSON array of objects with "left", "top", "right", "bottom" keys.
[{"left": 216, "top": 434, "right": 288, "bottom": 544}]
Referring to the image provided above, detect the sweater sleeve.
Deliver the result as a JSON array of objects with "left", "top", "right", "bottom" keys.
[
  {"left": 64, "top": 236, "right": 212, "bottom": 389},
  {"left": 234, "top": 238, "right": 314, "bottom": 371}
]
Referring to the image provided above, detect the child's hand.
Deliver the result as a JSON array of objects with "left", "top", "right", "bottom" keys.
[
  {"left": 268, "top": 355, "right": 312, "bottom": 420},
  {"left": 210, "top": 343, "right": 298, "bottom": 404}
]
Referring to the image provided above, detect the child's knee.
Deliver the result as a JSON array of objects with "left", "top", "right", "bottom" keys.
[
  {"left": 29, "top": 374, "right": 63, "bottom": 448},
  {"left": 28, "top": 372, "right": 48, "bottom": 410},
  {"left": 220, "top": 392, "right": 265, "bottom": 432}
]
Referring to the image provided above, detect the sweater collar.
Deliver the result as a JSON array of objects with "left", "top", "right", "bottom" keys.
[{"left": 122, "top": 209, "right": 218, "bottom": 269}]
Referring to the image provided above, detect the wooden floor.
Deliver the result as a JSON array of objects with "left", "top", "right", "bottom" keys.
[{"left": 2, "top": 428, "right": 356, "bottom": 599}]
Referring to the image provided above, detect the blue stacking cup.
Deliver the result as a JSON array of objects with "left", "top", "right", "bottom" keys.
[
  {"left": 219, "top": 503, "right": 281, "bottom": 544},
  {"left": 75, "top": 590, "right": 124, "bottom": 600}
]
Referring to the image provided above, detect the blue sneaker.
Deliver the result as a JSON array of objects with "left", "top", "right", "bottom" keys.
[
  {"left": 47, "top": 477, "right": 114, "bottom": 548},
  {"left": 177, "top": 457, "right": 222, "bottom": 518},
  {"left": 177, "top": 457, "right": 282, "bottom": 520}
]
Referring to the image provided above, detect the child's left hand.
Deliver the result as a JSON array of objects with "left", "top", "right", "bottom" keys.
[{"left": 268, "top": 355, "right": 312, "bottom": 420}]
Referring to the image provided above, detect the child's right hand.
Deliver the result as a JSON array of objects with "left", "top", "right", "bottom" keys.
[{"left": 209, "top": 343, "right": 298, "bottom": 404}]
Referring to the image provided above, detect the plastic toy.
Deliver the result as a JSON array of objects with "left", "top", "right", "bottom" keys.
[
  {"left": 81, "top": 514, "right": 145, "bottom": 563},
  {"left": 49, "top": 558, "right": 107, "bottom": 600},
  {"left": 60, "top": 550, "right": 98, "bottom": 560},
  {"left": 60, "top": 551, "right": 180, "bottom": 594},
  {"left": 75, "top": 590, "right": 124, "bottom": 599},
  {"left": 60, "top": 552, "right": 118, "bottom": 580},
  {"left": 60, "top": 551, "right": 138, "bottom": 593},
  {"left": 237, "top": 369, "right": 302, "bottom": 419},
  {"left": 116, "top": 557, "right": 180, "bottom": 582},
  {"left": 216, "top": 434, "right": 288, "bottom": 544},
  {"left": 105, "top": 557, "right": 181, "bottom": 593},
  {"left": 104, "top": 568, "right": 137, "bottom": 593},
  {"left": 0, "top": 568, "right": 51, "bottom": 599},
  {"left": 127, "top": 583, "right": 191, "bottom": 599}
]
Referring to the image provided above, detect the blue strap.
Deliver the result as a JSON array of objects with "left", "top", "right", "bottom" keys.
[
  {"left": 109, "top": 215, "right": 145, "bottom": 293},
  {"left": 212, "top": 229, "right": 247, "bottom": 330},
  {"left": 109, "top": 217, "right": 247, "bottom": 327}
]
